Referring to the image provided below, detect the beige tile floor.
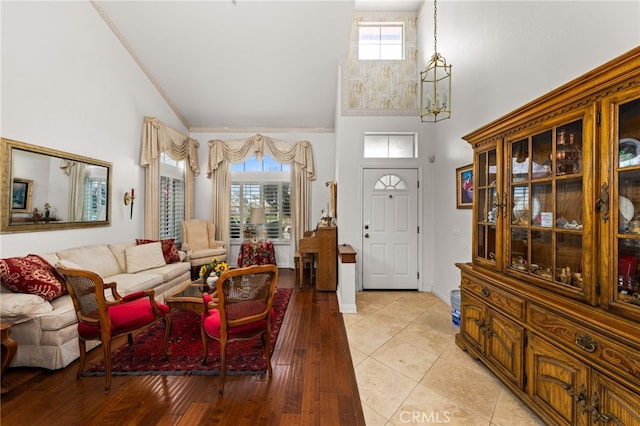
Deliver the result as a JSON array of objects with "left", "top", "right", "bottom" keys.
[{"left": 343, "top": 291, "right": 546, "bottom": 426}]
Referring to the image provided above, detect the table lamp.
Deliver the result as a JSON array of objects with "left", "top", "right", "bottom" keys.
[{"left": 249, "top": 207, "right": 266, "bottom": 241}]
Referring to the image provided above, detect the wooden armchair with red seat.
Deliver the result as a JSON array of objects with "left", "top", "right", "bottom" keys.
[
  {"left": 200, "top": 264, "right": 278, "bottom": 395},
  {"left": 57, "top": 265, "right": 171, "bottom": 393}
]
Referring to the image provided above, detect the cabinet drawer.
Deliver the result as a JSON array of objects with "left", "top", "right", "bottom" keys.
[
  {"left": 528, "top": 303, "right": 640, "bottom": 385},
  {"left": 461, "top": 277, "right": 526, "bottom": 321}
]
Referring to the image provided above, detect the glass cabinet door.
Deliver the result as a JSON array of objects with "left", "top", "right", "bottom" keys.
[
  {"left": 474, "top": 148, "right": 500, "bottom": 268},
  {"left": 612, "top": 95, "right": 640, "bottom": 319},
  {"left": 507, "top": 118, "right": 587, "bottom": 300}
]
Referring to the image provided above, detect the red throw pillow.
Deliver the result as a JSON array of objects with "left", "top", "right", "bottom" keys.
[
  {"left": 0, "top": 254, "right": 67, "bottom": 301},
  {"left": 136, "top": 239, "right": 180, "bottom": 264}
]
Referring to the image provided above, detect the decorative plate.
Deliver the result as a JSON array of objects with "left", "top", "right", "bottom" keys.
[
  {"left": 512, "top": 196, "right": 541, "bottom": 224},
  {"left": 619, "top": 138, "right": 640, "bottom": 167},
  {"left": 531, "top": 196, "right": 541, "bottom": 223},
  {"left": 619, "top": 195, "right": 635, "bottom": 222}
]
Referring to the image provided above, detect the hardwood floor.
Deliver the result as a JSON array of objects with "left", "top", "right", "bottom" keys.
[{"left": 0, "top": 269, "right": 365, "bottom": 425}]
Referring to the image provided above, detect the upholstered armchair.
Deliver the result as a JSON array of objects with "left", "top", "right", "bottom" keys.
[
  {"left": 200, "top": 264, "right": 278, "bottom": 395},
  {"left": 181, "top": 219, "right": 227, "bottom": 273},
  {"left": 57, "top": 265, "right": 171, "bottom": 393}
]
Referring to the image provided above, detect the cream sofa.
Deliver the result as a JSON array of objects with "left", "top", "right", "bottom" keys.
[{"left": 0, "top": 241, "right": 191, "bottom": 370}]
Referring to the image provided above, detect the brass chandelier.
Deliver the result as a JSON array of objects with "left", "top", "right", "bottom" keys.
[{"left": 420, "top": 0, "right": 452, "bottom": 122}]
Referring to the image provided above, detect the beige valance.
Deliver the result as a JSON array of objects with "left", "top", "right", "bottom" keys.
[
  {"left": 141, "top": 117, "right": 199, "bottom": 175},
  {"left": 140, "top": 117, "right": 199, "bottom": 239},
  {"left": 206, "top": 134, "right": 315, "bottom": 252},
  {"left": 206, "top": 134, "right": 314, "bottom": 180}
]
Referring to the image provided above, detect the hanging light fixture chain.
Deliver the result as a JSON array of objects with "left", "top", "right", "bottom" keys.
[
  {"left": 433, "top": 0, "right": 438, "bottom": 54},
  {"left": 420, "top": 0, "right": 452, "bottom": 122}
]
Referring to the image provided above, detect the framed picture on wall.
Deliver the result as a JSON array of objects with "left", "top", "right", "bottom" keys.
[
  {"left": 12, "top": 178, "right": 33, "bottom": 213},
  {"left": 456, "top": 164, "right": 473, "bottom": 209}
]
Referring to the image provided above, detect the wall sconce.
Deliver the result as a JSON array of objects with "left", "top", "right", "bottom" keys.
[{"left": 124, "top": 188, "right": 135, "bottom": 219}]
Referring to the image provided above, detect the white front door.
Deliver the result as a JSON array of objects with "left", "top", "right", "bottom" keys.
[{"left": 362, "top": 168, "right": 418, "bottom": 290}]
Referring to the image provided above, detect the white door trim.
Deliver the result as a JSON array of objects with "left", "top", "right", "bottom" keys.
[{"left": 360, "top": 166, "right": 423, "bottom": 291}]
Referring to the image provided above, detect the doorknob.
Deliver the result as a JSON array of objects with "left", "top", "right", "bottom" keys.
[
  {"left": 364, "top": 233, "right": 369, "bottom": 238},
  {"left": 364, "top": 225, "right": 369, "bottom": 230}
]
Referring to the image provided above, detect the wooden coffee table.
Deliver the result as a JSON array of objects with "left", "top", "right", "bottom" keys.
[{"left": 165, "top": 279, "right": 216, "bottom": 313}]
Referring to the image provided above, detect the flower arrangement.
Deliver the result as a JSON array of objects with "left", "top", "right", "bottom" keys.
[
  {"left": 199, "top": 258, "right": 230, "bottom": 280},
  {"left": 242, "top": 226, "right": 253, "bottom": 240}
]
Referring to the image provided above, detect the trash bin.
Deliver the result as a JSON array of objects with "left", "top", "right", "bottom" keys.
[{"left": 450, "top": 290, "right": 461, "bottom": 327}]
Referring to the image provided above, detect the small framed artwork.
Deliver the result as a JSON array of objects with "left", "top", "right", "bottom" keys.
[
  {"left": 12, "top": 178, "right": 33, "bottom": 213},
  {"left": 456, "top": 164, "right": 473, "bottom": 209}
]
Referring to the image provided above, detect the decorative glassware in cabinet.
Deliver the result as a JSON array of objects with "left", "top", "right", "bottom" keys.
[
  {"left": 615, "top": 97, "right": 640, "bottom": 308},
  {"left": 531, "top": 131, "right": 552, "bottom": 179},
  {"left": 555, "top": 120, "right": 583, "bottom": 176},
  {"left": 487, "top": 149, "right": 498, "bottom": 224},
  {"left": 555, "top": 233, "right": 583, "bottom": 289},
  {"left": 555, "top": 178, "right": 584, "bottom": 289},
  {"left": 530, "top": 230, "right": 552, "bottom": 279},
  {"left": 511, "top": 139, "right": 528, "bottom": 183},
  {"left": 510, "top": 228, "right": 528, "bottom": 271},
  {"left": 475, "top": 149, "right": 498, "bottom": 264},
  {"left": 507, "top": 120, "right": 585, "bottom": 289},
  {"left": 531, "top": 183, "right": 551, "bottom": 227},
  {"left": 556, "top": 179, "right": 583, "bottom": 231},
  {"left": 510, "top": 137, "right": 530, "bottom": 272},
  {"left": 511, "top": 184, "right": 529, "bottom": 226},
  {"left": 477, "top": 224, "right": 497, "bottom": 263}
]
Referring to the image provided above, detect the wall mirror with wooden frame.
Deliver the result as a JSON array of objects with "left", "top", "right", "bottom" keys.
[{"left": 1, "top": 138, "right": 112, "bottom": 233}]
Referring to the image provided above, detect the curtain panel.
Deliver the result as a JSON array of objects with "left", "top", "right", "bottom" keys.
[
  {"left": 140, "top": 117, "right": 199, "bottom": 239},
  {"left": 206, "top": 134, "right": 315, "bottom": 252}
]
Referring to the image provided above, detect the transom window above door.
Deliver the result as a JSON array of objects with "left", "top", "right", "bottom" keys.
[{"left": 364, "top": 133, "right": 417, "bottom": 158}]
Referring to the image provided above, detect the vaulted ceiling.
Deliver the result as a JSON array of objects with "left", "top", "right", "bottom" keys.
[{"left": 94, "top": 0, "right": 423, "bottom": 131}]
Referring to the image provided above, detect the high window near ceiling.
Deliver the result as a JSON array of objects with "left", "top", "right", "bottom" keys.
[
  {"left": 230, "top": 156, "right": 291, "bottom": 242},
  {"left": 358, "top": 22, "right": 404, "bottom": 60},
  {"left": 346, "top": 13, "right": 418, "bottom": 112}
]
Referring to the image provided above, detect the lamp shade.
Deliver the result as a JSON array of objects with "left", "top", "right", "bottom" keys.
[{"left": 249, "top": 207, "right": 266, "bottom": 225}]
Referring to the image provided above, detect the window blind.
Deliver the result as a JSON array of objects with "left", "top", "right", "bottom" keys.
[{"left": 160, "top": 176, "right": 185, "bottom": 245}]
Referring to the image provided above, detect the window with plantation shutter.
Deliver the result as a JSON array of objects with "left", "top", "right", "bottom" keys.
[
  {"left": 160, "top": 154, "right": 185, "bottom": 245},
  {"left": 160, "top": 176, "right": 184, "bottom": 245},
  {"left": 230, "top": 155, "right": 291, "bottom": 242}
]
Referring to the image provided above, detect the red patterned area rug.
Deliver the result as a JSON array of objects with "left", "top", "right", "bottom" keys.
[{"left": 84, "top": 289, "right": 292, "bottom": 376}]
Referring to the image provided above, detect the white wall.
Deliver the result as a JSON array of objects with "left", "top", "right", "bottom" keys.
[
  {"left": 188, "top": 131, "right": 336, "bottom": 268},
  {"left": 334, "top": 111, "right": 435, "bottom": 300},
  {"left": 1, "top": 1, "right": 638, "bottom": 311},
  {"left": 0, "top": 1, "right": 186, "bottom": 257},
  {"left": 419, "top": 1, "right": 640, "bottom": 304}
]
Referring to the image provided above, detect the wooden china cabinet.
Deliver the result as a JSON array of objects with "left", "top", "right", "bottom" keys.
[{"left": 456, "top": 46, "right": 640, "bottom": 426}]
